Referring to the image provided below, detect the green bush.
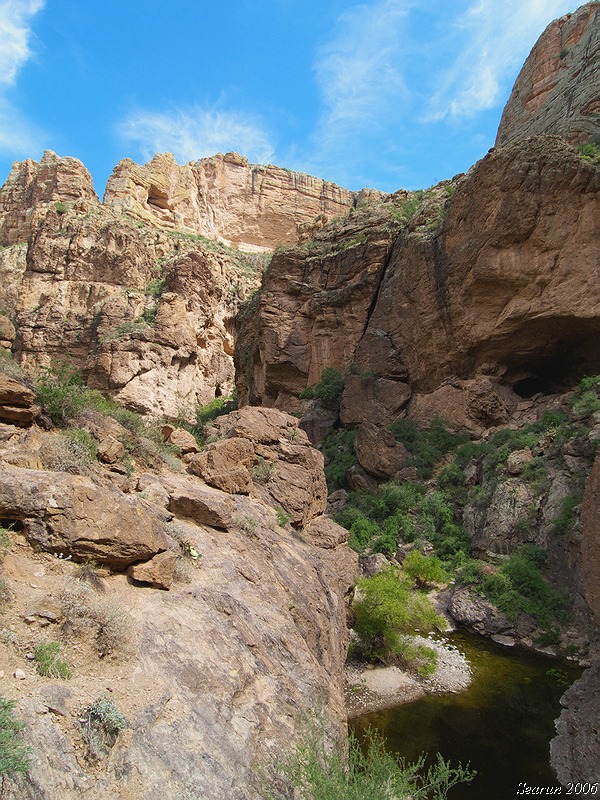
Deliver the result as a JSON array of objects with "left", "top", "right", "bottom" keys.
[
  {"left": 0, "top": 697, "right": 30, "bottom": 782},
  {"left": 80, "top": 695, "right": 126, "bottom": 760},
  {"left": 33, "top": 641, "right": 71, "bottom": 679},
  {"left": 353, "top": 567, "right": 444, "bottom": 669},
  {"left": 300, "top": 368, "right": 345, "bottom": 411},
  {"left": 466, "top": 545, "right": 570, "bottom": 627},
  {"left": 402, "top": 550, "right": 447, "bottom": 588},
  {"left": 388, "top": 416, "right": 468, "bottom": 478},
  {"left": 268, "top": 718, "right": 475, "bottom": 800},
  {"left": 321, "top": 428, "right": 357, "bottom": 490}
]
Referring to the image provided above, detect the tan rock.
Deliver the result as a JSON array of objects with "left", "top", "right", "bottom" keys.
[
  {"left": 354, "top": 422, "right": 409, "bottom": 479},
  {"left": 0, "top": 463, "right": 169, "bottom": 568},
  {"left": 97, "top": 434, "right": 125, "bottom": 464},
  {"left": 0, "top": 150, "right": 98, "bottom": 246},
  {"left": 128, "top": 550, "right": 177, "bottom": 590},
  {"left": 104, "top": 151, "right": 358, "bottom": 251},
  {"left": 0, "top": 374, "right": 35, "bottom": 406},
  {"left": 302, "top": 515, "right": 348, "bottom": 549},
  {"left": 187, "top": 438, "right": 254, "bottom": 494},
  {"left": 340, "top": 375, "right": 411, "bottom": 427},
  {"left": 167, "top": 427, "right": 200, "bottom": 454},
  {"left": 162, "top": 474, "right": 235, "bottom": 529},
  {"left": 506, "top": 449, "right": 534, "bottom": 475}
]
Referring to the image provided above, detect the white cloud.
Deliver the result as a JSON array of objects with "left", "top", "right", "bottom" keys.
[
  {"left": 118, "top": 107, "right": 276, "bottom": 166},
  {"left": 0, "top": 0, "right": 45, "bottom": 157},
  {"left": 0, "top": 0, "right": 45, "bottom": 86},
  {"left": 314, "top": 0, "right": 416, "bottom": 149},
  {"left": 425, "top": 0, "right": 575, "bottom": 120}
]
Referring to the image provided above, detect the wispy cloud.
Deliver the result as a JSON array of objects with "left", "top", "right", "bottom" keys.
[
  {"left": 0, "top": 0, "right": 45, "bottom": 155},
  {"left": 314, "top": 0, "right": 415, "bottom": 150},
  {"left": 424, "top": 0, "right": 575, "bottom": 120},
  {"left": 305, "top": 0, "right": 575, "bottom": 187},
  {"left": 118, "top": 106, "right": 276, "bottom": 166}
]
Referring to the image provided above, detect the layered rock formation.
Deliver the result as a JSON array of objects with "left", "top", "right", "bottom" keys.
[
  {"left": 496, "top": 3, "right": 600, "bottom": 146},
  {"left": 104, "top": 151, "right": 361, "bottom": 251}
]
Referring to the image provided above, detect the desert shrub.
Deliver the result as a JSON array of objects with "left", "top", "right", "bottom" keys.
[
  {"left": 60, "top": 580, "right": 135, "bottom": 658},
  {"left": 34, "top": 641, "right": 71, "bottom": 679},
  {"left": 300, "top": 367, "right": 345, "bottom": 411},
  {"left": 252, "top": 455, "right": 275, "bottom": 484},
  {"left": 35, "top": 364, "right": 92, "bottom": 424},
  {"left": 321, "top": 428, "right": 357, "bottom": 490},
  {"left": 80, "top": 695, "right": 126, "bottom": 761},
  {"left": 553, "top": 490, "right": 584, "bottom": 536},
  {"left": 0, "top": 697, "right": 31, "bottom": 782},
  {"left": 40, "top": 428, "right": 98, "bottom": 474},
  {"left": 464, "top": 545, "right": 570, "bottom": 627},
  {"left": 353, "top": 567, "right": 444, "bottom": 671},
  {"left": 388, "top": 416, "right": 468, "bottom": 478},
  {"left": 72, "top": 562, "right": 106, "bottom": 593},
  {"left": 268, "top": 717, "right": 475, "bottom": 800},
  {"left": 275, "top": 506, "right": 291, "bottom": 527}
]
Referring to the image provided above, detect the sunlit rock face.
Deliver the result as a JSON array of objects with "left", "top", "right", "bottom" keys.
[{"left": 496, "top": 3, "right": 600, "bottom": 147}]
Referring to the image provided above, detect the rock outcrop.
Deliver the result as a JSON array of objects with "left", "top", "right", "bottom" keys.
[
  {"left": 496, "top": 3, "right": 600, "bottom": 147},
  {"left": 104, "top": 151, "right": 360, "bottom": 252},
  {"left": 0, "top": 405, "right": 358, "bottom": 800}
]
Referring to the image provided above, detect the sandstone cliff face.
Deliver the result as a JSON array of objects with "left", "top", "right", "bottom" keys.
[
  {"left": 0, "top": 153, "right": 267, "bottom": 419},
  {"left": 104, "top": 151, "right": 360, "bottom": 252},
  {"left": 496, "top": 3, "right": 600, "bottom": 146},
  {"left": 0, "top": 150, "right": 98, "bottom": 246}
]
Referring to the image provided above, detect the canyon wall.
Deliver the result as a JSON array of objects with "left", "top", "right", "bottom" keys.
[{"left": 103, "top": 151, "right": 362, "bottom": 252}]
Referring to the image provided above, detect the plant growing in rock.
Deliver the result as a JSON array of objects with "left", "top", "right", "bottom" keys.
[
  {"left": 60, "top": 580, "right": 135, "bottom": 658},
  {"left": 34, "top": 641, "right": 71, "bottom": 679},
  {"left": 80, "top": 695, "right": 126, "bottom": 761},
  {"left": 300, "top": 367, "right": 345, "bottom": 411},
  {"left": 0, "top": 697, "right": 31, "bottom": 789},
  {"left": 267, "top": 715, "right": 475, "bottom": 800},
  {"left": 252, "top": 456, "right": 275, "bottom": 484}
]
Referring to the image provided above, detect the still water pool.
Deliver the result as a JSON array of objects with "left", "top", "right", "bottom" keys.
[{"left": 350, "top": 632, "right": 582, "bottom": 799}]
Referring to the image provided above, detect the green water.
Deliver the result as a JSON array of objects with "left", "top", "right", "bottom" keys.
[{"left": 350, "top": 632, "right": 582, "bottom": 799}]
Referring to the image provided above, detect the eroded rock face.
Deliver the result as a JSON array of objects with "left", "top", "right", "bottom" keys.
[
  {"left": 580, "top": 452, "right": 600, "bottom": 626},
  {"left": 236, "top": 204, "right": 400, "bottom": 407},
  {"left": 551, "top": 661, "right": 600, "bottom": 785},
  {"left": 496, "top": 3, "right": 600, "bottom": 147},
  {"left": 0, "top": 150, "right": 98, "bottom": 246},
  {"left": 104, "top": 151, "right": 358, "bottom": 251}
]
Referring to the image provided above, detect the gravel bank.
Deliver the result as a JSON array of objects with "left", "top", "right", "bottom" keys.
[{"left": 345, "top": 635, "right": 472, "bottom": 718}]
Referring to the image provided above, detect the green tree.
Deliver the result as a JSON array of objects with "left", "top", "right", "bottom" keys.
[{"left": 353, "top": 567, "right": 444, "bottom": 672}]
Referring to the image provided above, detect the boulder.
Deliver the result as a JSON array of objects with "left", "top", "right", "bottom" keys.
[
  {"left": 128, "top": 550, "right": 177, "bottom": 590},
  {"left": 0, "top": 463, "right": 169, "bottom": 568},
  {"left": 354, "top": 422, "right": 409, "bottom": 479},
  {"left": 186, "top": 438, "right": 254, "bottom": 494}
]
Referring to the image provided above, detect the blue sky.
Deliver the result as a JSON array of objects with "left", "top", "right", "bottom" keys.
[{"left": 0, "top": 0, "right": 579, "bottom": 195}]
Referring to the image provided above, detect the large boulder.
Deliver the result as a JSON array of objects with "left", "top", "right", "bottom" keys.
[{"left": 0, "top": 463, "right": 169, "bottom": 567}]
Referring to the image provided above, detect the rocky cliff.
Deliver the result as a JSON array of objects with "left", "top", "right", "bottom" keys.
[
  {"left": 103, "top": 151, "right": 362, "bottom": 252},
  {"left": 0, "top": 387, "right": 357, "bottom": 799},
  {"left": 496, "top": 2, "right": 600, "bottom": 146}
]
